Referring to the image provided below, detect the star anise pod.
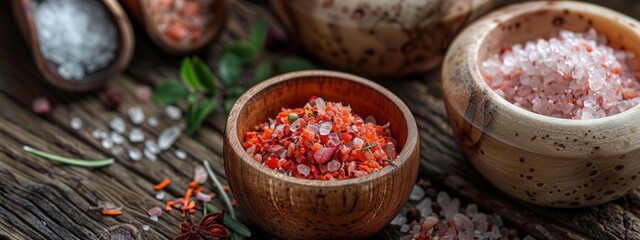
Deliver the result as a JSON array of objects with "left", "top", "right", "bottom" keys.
[{"left": 174, "top": 210, "right": 231, "bottom": 240}]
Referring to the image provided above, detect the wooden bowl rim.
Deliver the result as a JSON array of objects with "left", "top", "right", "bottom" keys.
[
  {"left": 14, "top": 0, "right": 134, "bottom": 92},
  {"left": 466, "top": 1, "right": 640, "bottom": 126},
  {"left": 226, "top": 70, "right": 419, "bottom": 187}
]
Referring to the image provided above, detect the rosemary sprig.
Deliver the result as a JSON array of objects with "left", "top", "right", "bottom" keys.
[
  {"left": 203, "top": 160, "right": 236, "bottom": 219},
  {"left": 358, "top": 143, "right": 378, "bottom": 151},
  {"left": 22, "top": 145, "right": 114, "bottom": 168}
]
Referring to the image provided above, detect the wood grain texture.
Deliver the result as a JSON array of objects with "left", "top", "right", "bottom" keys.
[
  {"left": 11, "top": 0, "right": 134, "bottom": 92},
  {"left": 224, "top": 71, "right": 420, "bottom": 239},
  {"left": 119, "top": 0, "right": 229, "bottom": 55},
  {"left": 1, "top": 0, "right": 640, "bottom": 239},
  {"left": 443, "top": 1, "right": 640, "bottom": 207}
]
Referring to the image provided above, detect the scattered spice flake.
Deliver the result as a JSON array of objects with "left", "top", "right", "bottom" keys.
[
  {"left": 102, "top": 209, "right": 122, "bottom": 216},
  {"left": 154, "top": 177, "right": 172, "bottom": 191},
  {"left": 242, "top": 97, "right": 398, "bottom": 180}
]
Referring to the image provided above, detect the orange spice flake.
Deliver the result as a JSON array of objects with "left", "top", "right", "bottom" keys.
[
  {"left": 153, "top": 177, "right": 171, "bottom": 191},
  {"left": 242, "top": 97, "right": 398, "bottom": 180},
  {"left": 102, "top": 209, "right": 122, "bottom": 216}
]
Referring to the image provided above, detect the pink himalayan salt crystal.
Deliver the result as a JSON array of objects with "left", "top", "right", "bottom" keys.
[
  {"left": 148, "top": 206, "right": 162, "bottom": 217},
  {"left": 481, "top": 28, "right": 640, "bottom": 119},
  {"left": 193, "top": 165, "right": 208, "bottom": 184},
  {"left": 134, "top": 85, "right": 152, "bottom": 102},
  {"left": 32, "top": 97, "right": 51, "bottom": 115},
  {"left": 195, "top": 192, "right": 212, "bottom": 202}
]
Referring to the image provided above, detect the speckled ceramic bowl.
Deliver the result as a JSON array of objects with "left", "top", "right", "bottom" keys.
[
  {"left": 443, "top": 1, "right": 640, "bottom": 207},
  {"left": 271, "top": 0, "right": 495, "bottom": 78}
]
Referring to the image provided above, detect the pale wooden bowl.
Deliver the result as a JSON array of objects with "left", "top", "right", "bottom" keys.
[
  {"left": 271, "top": 0, "right": 496, "bottom": 78},
  {"left": 224, "top": 70, "right": 420, "bottom": 239},
  {"left": 443, "top": 1, "right": 640, "bottom": 207},
  {"left": 120, "top": 0, "right": 228, "bottom": 55},
  {"left": 12, "top": 0, "right": 134, "bottom": 92}
]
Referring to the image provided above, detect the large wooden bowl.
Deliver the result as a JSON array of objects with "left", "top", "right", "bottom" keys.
[
  {"left": 120, "top": 0, "right": 229, "bottom": 55},
  {"left": 12, "top": 0, "right": 134, "bottom": 92},
  {"left": 224, "top": 70, "right": 420, "bottom": 239},
  {"left": 271, "top": 0, "right": 496, "bottom": 78},
  {"left": 443, "top": 1, "right": 640, "bottom": 207}
]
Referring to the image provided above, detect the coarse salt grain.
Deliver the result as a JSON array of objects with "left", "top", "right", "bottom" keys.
[{"left": 482, "top": 28, "right": 640, "bottom": 119}]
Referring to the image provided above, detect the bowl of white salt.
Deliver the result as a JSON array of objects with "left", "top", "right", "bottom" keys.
[
  {"left": 13, "top": 0, "right": 134, "bottom": 92},
  {"left": 443, "top": 1, "right": 640, "bottom": 207}
]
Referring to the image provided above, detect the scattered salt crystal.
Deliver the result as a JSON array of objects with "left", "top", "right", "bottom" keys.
[
  {"left": 134, "top": 85, "right": 152, "bottom": 102},
  {"left": 409, "top": 185, "right": 425, "bottom": 201},
  {"left": 145, "top": 140, "right": 160, "bottom": 154},
  {"left": 289, "top": 119, "right": 302, "bottom": 132},
  {"left": 494, "top": 214, "right": 504, "bottom": 227},
  {"left": 482, "top": 28, "right": 640, "bottom": 119},
  {"left": 437, "top": 191, "right": 451, "bottom": 209},
  {"left": 32, "top": 97, "right": 51, "bottom": 115},
  {"left": 158, "top": 126, "right": 182, "bottom": 150},
  {"left": 142, "top": 225, "right": 150, "bottom": 231},
  {"left": 70, "top": 117, "right": 82, "bottom": 130},
  {"left": 319, "top": 122, "right": 333, "bottom": 136},
  {"left": 400, "top": 224, "right": 410, "bottom": 233},
  {"left": 148, "top": 206, "right": 163, "bottom": 217},
  {"left": 92, "top": 129, "right": 107, "bottom": 139},
  {"left": 315, "top": 98, "right": 326, "bottom": 114},
  {"left": 327, "top": 160, "right": 341, "bottom": 172},
  {"left": 110, "top": 117, "right": 126, "bottom": 134},
  {"left": 128, "top": 107, "right": 145, "bottom": 125},
  {"left": 128, "top": 147, "right": 142, "bottom": 161},
  {"left": 352, "top": 137, "right": 364, "bottom": 148},
  {"left": 416, "top": 197, "right": 432, "bottom": 217},
  {"left": 129, "top": 128, "right": 145, "bottom": 142},
  {"left": 144, "top": 148, "right": 157, "bottom": 162},
  {"left": 297, "top": 164, "right": 311, "bottom": 176},
  {"left": 175, "top": 149, "right": 187, "bottom": 159},
  {"left": 193, "top": 166, "right": 207, "bottom": 184},
  {"left": 422, "top": 216, "right": 439, "bottom": 230},
  {"left": 110, "top": 131, "right": 125, "bottom": 145},
  {"left": 155, "top": 191, "right": 165, "bottom": 200},
  {"left": 111, "top": 145, "right": 124, "bottom": 155},
  {"left": 150, "top": 215, "right": 159, "bottom": 222},
  {"left": 196, "top": 192, "right": 212, "bottom": 202},
  {"left": 453, "top": 213, "right": 474, "bottom": 237},
  {"left": 147, "top": 117, "right": 159, "bottom": 127},
  {"left": 165, "top": 105, "right": 182, "bottom": 120},
  {"left": 390, "top": 213, "right": 407, "bottom": 225},
  {"left": 101, "top": 138, "right": 114, "bottom": 149},
  {"left": 466, "top": 203, "right": 478, "bottom": 217}
]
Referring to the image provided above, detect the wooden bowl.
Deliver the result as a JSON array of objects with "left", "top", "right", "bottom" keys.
[
  {"left": 224, "top": 70, "right": 420, "bottom": 239},
  {"left": 271, "top": 0, "right": 496, "bottom": 78},
  {"left": 443, "top": 1, "right": 640, "bottom": 207},
  {"left": 120, "top": 0, "right": 228, "bottom": 55},
  {"left": 12, "top": 0, "right": 134, "bottom": 92}
]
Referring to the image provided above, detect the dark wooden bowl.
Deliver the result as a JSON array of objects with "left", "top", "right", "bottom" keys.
[
  {"left": 120, "top": 0, "right": 228, "bottom": 55},
  {"left": 224, "top": 70, "right": 420, "bottom": 239},
  {"left": 12, "top": 0, "right": 134, "bottom": 92}
]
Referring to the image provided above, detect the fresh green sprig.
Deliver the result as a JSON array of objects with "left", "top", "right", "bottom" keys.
[
  {"left": 205, "top": 204, "right": 251, "bottom": 237},
  {"left": 203, "top": 160, "right": 236, "bottom": 219},
  {"left": 23, "top": 145, "right": 114, "bottom": 168},
  {"left": 358, "top": 143, "right": 378, "bottom": 151}
]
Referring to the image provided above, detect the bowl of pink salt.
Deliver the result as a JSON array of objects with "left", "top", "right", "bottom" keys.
[
  {"left": 223, "top": 70, "right": 419, "bottom": 239},
  {"left": 443, "top": 1, "right": 640, "bottom": 207}
]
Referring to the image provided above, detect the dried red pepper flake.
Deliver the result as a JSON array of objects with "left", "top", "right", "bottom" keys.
[{"left": 243, "top": 97, "right": 398, "bottom": 180}]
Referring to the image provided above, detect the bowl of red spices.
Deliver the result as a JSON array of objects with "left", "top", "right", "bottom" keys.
[
  {"left": 443, "top": 1, "right": 640, "bottom": 207},
  {"left": 224, "top": 70, "right": 419, "bottom": 239}
]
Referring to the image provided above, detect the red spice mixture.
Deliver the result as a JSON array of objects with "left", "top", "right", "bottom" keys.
[
  {"left": 146, "top": 0, "right": 214, "bottom": 44},
  {"left": 242, "top": 97, "right": 399, "bottom": 180}
]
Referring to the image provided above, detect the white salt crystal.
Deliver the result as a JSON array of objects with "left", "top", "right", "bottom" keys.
[
  {"left": 111, "top": 145, "right": 124, "bottom": 155},
  {"left": 409, "top": 185, "right": 425, "bottom": 201},
  {"left": 92, "top": 129, "right": 106, "bottom": 139},
  {"left": 110, "top": 131, "right": 125, "bottom": 145},
  {"left": 416, "top": 197, "right": 433, "bottom": 217},
  {"left": 142, "top": 225, "right": 150, "bottom": 231},
  {"left": 193, "top": 166, "right": 207, "bottom": 184},
  {"left": 101, "top": 138, "right": 114, "bottom": 149},
  {"left": 390, "top": 213, "right": 407, "bottom": 225},
  {"left": 149, "top": 215, "right": 158, "bottom": 222},
  {"left": 144, "top": 148, "right": 157, "bottom": 162},
  {"left": 175, "top": 149, "right": 187, "bottom": 159},
  {"left": 155, "top": 191, "right": 165, "bottom": 200},
  {"left": 165, "top": 105, "right": 182, "bottom": 120},
  {"left": 315, "top": 98, "right": 326, "bottom": 115},
  {"left": 297, "top": 164, "right": 311, "bottom": 177},
  {"left": 147, "top": 117, "right": 159, "bottom": 127},
  {"left": 128, "top": 147, "right": 142, "bottom": 161},
  {"left": 110, "top": 117, "right": 126, "bottom": 134},
  {"left": 158, "top": 126, "right": 182, "bottom": 150},
  {"left": 319, "top": 122, "right": 332, "bottom": 136},
  {"left": 70, "top": 117, "right": 82, "bottom": 130},
  {"left": 399, "top": 224, "right": 410, "bottom": 233},
  {"left": 465, "top": 203, "right": 478, "bottom": 217},
  {"left": 128, "top": 107, "right": 145, "bottom": 125},
  {"left": 129, "top": 128, "right": 145, "bottom": 142},
  {"left": 145, "top": 140, "right": 160, "bottom": 154},
  {"left": 289, "top": 119, "right": 301, "bottom": 132}
]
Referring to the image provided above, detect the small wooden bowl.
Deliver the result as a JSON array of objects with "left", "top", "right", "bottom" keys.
[
  {"left": 271, "top": 0, "right": 496, "bottom": 78},
  {"left": 12, "top": 0, "right": 134, "bottom": 92},
  {"left": 224, "top": 70, "right": 420, "bottom": 239},
  {"left": 443, "top": 1, "right": 640, "bottom": 207},
  {"left": 120, "top": 0, "right": 228, "bottom": 55}
]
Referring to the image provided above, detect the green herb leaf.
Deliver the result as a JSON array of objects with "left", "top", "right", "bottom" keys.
[
  {"left": 181, "top": 57, "right": 201, "bottom": 91},
  {"left": 231, "top": 232, "right": 244, "bottom": 240},
  {"left": 203, "top": 160, "right": 237, "bottom": 219},
  {"left": 226, "top": 42, "right": 258, "bottom": 64},
  {"left": 225, "top": 98, "right": 238, "bottom": 113},
  {"left": 277, "top": 56, "right": 315, "bottom": 73},
  {"left": 250, "top": 19, "right": 268, "bottom": 53},
  {"left": 185, "top": 94, "right": 198, "bottom": 133},
  {"left": 186, "top": 98, "right": 216, "bottom": 135},
  {"left": 205, "top": 204, "right": 252, "bottom": 237},
  {"left": 153, "top": 81, "right": 190, "bottom": 104},
  {"left": 219, "top": 52, "right": 242, "bottom": 86},
  {"left": 23, "top": 145, "right": 114, "bottom": 168},
  {"left": 254, "top": 58, "right": 274, "bottom": 83},
  {"left": 358, "top": 143, "right": 378, "bottom": 151},
  {"left": 192, "top": 56, "right": 217, "bottom": 96}
]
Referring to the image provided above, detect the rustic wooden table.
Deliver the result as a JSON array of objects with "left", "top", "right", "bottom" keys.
[{"left": 2, "top": 0, "right": 640, "bottom": 239}]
